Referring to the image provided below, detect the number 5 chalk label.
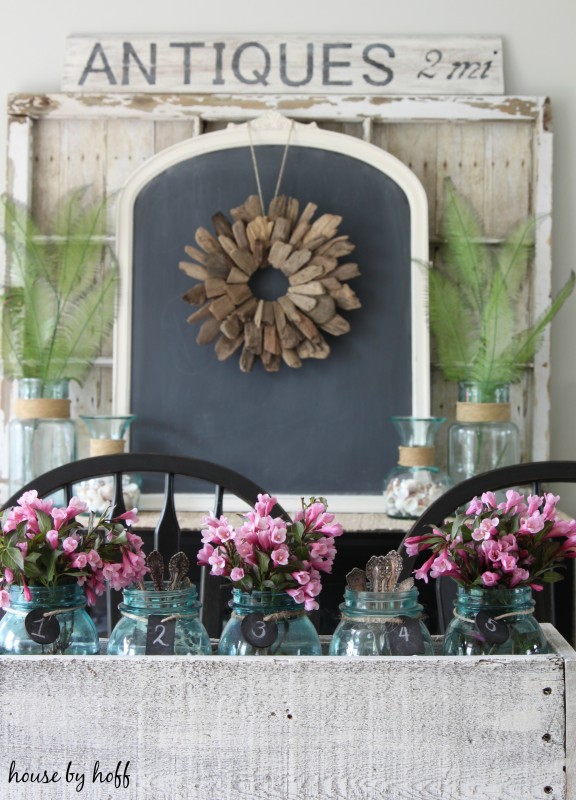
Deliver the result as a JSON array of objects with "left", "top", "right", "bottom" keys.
[
  {"left": 475, "top": 611, "right": 509, "bottom": 644},
  {"left": 241, "top": 612, "right": 278, "bottom": 648},
  {"left": 25, "top": 609, "right": 60, "bottom": 644}
]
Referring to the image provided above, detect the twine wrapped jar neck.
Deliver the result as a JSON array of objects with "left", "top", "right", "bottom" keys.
[
  {"left": 397, "top": 445, "right": 436, "bottom": 467},
  {"left": 455, "top": 402, "right": 511, "bottom": 423},
  {"left": 15, "top": 398, "right": 71, "bottom": 419}
]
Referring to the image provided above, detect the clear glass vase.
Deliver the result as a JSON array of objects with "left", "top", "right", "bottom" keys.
[
  {"left": 329, "top": 586, "right": 434, "bottom": 656},
  {"left": 77, "top": 414, "right": 140, "bottom": 512},
  {"left": 107, "top": 582, "right": 211, "bottom": 656},
  {"left": 383, "top": 416, "right": 451, "bottom": 518},
  {"left": 0, "top": 584, "right": 99, "bottom": 655},
  {"left": 218, "top": 589, "right": 322, "bottom": 656},
  {"left": 8, "top": 378, "right": 77, "bottom": 495},
  {"left": 448, "top": 382, "right": 520, "bottom": 484},
  {"left": 442, "top": 584, "right": 548, "bottom": 656}
]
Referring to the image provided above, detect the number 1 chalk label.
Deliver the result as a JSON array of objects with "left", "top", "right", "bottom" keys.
[
  {"left": 25, "top": 609, "right": 60, "bottom": 644},
  {"left": 241, "top": 612, "right": 278, "bottom": 648}
]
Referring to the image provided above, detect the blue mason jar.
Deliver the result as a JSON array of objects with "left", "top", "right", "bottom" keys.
[
  {"left": 218, "top": 589, "right": 322, "bottom": 656},
  {"left": 442, "top": 585, "right": 548, "bottom": 656},
  {"left": 107, "top": 582, "right": 211, "bottom": 656},
  {"left": 0, "top": 584, "right": 99, "bottom": 655},
  {"left": 329, "top": 586, "right": 434, "bottom": 656}
]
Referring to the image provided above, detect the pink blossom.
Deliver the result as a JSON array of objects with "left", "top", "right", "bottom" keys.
[
  {"left": 472, "top": 517, "right": 499, "bottom": 542},
  {"left": 291, "top": 570, "right": 311, "bottom": 586},
  {"left": 286, "top": 588, "right": 306, "bottom": 604},
  {"left": 480, "top": 492, "right": 498, "bottom": 509},
  {"left": 230, "top": 567, "right": 245, "bottom": 582},
  {"left": 113, "top": 507, "right": 139, "bottom": 527},
  {"left": 0, "top": 589, "right": 11, "bottom": 609},
  {"left": 481, "top": 571, "right": 500, "bottom": 586},
  {"left": 46, "top": 530, "right": 59, "bottom": 549},
  {"left": 197, "top": 542, "right": 215, "bottom": 566},
  {"left": 519, "top": 513, "right": 546, "bottom": 535},
  {"left": 208, "top": 550, "right": 228, "bottom": 576},
  {"left": 87, "top": 549, "right": 103, "bottom": 569},
  {"left": 62, "top": 536, "right": 79, "bottom": 554},
  {"left": 270, "top": 546, "right": 289, "bottom": 566},
  {"left": 499, "top": 553, "right": 518, "bottom": 572},
  {"left": 499, "top": 490, "right": 527, "bottom": 515},
  {"left": 22, "top": 582, "right": 32, "bottom": 602},
  {"left": 466, "top": 497, "right": 484, "bottom": 515},
  {"left": 70, "top": 552, "right": 88, "bottom": 569},
  {"left": 510, "top": 567, "right": 530, "bottom": 586},
  {"left": 3, "top": 568, "right": 14, "bottom": 584},
  {"left": 269, "top": 518, "right": 287, "bottom": 544},
  {"left": 414, "top": 553, "right": 436, "bottom": 584}
]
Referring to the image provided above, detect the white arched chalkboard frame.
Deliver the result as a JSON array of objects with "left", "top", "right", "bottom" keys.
[{"left": 115, "top": 113, "right": 430, "bottom": 427}]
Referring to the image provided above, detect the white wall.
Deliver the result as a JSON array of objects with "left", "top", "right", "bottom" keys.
[{"left": 1, "top": 0, "right": 575, "bottom": 464}]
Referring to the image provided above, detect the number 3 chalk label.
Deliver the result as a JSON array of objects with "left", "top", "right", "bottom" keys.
[
  {"left": 475, "top": 611, "right": 509, "bottom": 644},
  {"left": 145, "top": 615, "right": 177, "bottom": 655},
  {"left": 25, "top": 609, "right": 60, "bottom": 644},
  {"left": 241, "top": 612, "right": 278, "bottom": 648}
]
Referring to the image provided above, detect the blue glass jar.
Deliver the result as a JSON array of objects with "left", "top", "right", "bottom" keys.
[
  {"left": 218, "top": 589, "right": 322, "bottom": 656},
  {"left": 442, "top": 585, "right": 548, "bottom": 656},
  {"left": 107, "top": 582, "right": 211, "bottom": 656},
  {"left": 0, "top": 584, "right": 99, "bottom": 655},
  {"left": 329, "top": 586, "right": 434, "bottom": 656}
]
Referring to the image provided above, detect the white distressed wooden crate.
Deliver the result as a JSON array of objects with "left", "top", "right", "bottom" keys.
[{"left": 0, "top": 624, "right": 574, "bottom": 800}]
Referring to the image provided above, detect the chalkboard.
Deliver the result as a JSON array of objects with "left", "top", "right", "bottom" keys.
[{"left": 130, "top": 144, "right": 412, "bottom": 495}]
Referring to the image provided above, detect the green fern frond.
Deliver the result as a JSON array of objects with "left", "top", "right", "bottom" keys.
[
  {"left": 0, "top": 190, "right": 119, "bottom": 384},
  {"left": 429, "top": 182, "right": 574, "bottom": 389}
]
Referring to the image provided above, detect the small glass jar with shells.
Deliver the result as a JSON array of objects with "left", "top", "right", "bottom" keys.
[
  {"left": 329, "top": 551, "right": 434, "bottom": 656},
  {"left": 107, "top": 551, "right": 211, "bottom": 656}
]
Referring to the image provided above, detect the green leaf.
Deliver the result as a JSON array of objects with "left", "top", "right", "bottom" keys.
[
  {"left": 35, "top": 509, "right": 53, "bottom": 537},
  {"left": 256, "top": 550, "right": 270, "bottom": 576},
  {"left": 541, "top": 571, "right": 566, "bottom": 583},
  {"left": 1, "top": 546, "right": 25, "bottom": 572}
]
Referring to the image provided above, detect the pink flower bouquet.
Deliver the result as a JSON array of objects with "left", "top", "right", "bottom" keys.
[
  {"left": 404, "top": 489, "right": 576, "bottom": 590},
  {"left": 0, "top": 490, "right": 148, "bottom": 609},
  {"left": 197, "top": 494, "right": 344, "bottom": 611}
]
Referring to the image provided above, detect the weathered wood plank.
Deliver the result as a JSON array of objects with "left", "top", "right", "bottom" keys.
[
  {"left": 62, "top": 35, "right": 504, "bottom": 95},
  {"left": 0, "top": 625, "right": 572, "bottom": 800}
]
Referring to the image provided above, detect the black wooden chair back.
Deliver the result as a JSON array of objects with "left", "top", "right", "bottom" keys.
[
  {"left": 2, "top": 453, "right": 286, "bottom": 637},
  {"left": 398, "top": 461, "right": 576, "bottom": 640}
]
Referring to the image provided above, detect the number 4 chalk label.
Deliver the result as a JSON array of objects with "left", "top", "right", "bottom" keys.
[
  {"left": 145, "top": 615, "right": 177, "bottom": 655},
  {"left": 241, "top": 612, "right": 278, "bottom": 648},
  {"left": 475, "top": 611, "right": 509, "bottom": 644},
  {"left": 386, "top": 618, "right": 425, "bottom": 655},
  {"left": 25, "top": 608, "right": 60, "bottom": 644}
]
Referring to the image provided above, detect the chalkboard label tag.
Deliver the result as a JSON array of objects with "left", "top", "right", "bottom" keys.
[
  {"left": 145, "top": 614, "right": 177, "bottom": 655},
  {"left": 241, "top": 612, "right": 278, "bottom": 648},
  {"left": 475, "top": 611, "right": 509, "bottom": 644},
  {"left": 386, "top": 618, "right": 425, "bottom": 655},
  {"left": 25, "top": 609, "right": 60, "bottom": 644}
]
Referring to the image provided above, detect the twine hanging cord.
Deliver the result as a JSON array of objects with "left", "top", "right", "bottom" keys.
[
  {"left": 454, "top": 604, "right": 535, "bottom": 624},
  {"left": 120, "top": 610, "right": 199, "bottom": 624},
  {"left": 247, "top": 119, "right": 295, "bottom": 211},
  {"left": 4, "top": 605, "right": 84, "bottom": 618}
]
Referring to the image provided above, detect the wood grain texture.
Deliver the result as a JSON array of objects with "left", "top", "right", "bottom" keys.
[{"left": 0, "top": 625, "right": 573, "bottom": 800}]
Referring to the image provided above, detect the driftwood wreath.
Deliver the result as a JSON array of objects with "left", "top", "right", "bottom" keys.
[{"left": 180, "top": 193, "right": 361, "bottom": 372}]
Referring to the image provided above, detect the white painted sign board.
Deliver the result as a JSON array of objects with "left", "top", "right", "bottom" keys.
[{"left": 62, "top": 34, "right": 504, "bottom": 95}]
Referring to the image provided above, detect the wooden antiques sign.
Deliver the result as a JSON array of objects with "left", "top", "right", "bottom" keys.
[{"left": 62, "top": 35, "right": 504, "bottom": 95}]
